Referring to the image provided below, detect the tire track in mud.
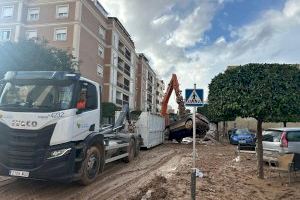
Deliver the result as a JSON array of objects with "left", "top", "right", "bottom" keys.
[
  {"left": 59, "top": 148, "right": 177, "bottom": 200},
  {"left": 0, "top": 145, "right": 180, "bottom": 200},
  {"left": 89, "top": 150, "right": 179, "bottom": 200}
]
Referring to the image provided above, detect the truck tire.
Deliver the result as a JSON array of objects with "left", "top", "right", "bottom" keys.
[
  {"left": 124, "top": 139, "right": 135, "bottom": 163},
  {"left": 164, "top": 128, "right": 170, "bottom": 140},
  {"left": 185, "top": 119, "right": 193, "bottom": 130},
  {"left": 79, "top": 146, "right": 103, "bottom": 185}
]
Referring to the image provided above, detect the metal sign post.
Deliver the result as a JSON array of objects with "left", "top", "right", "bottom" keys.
[
  {"left": 191, "top": 100, "right": 197, "bottom": 200},
  {"left": 185, "top": 84, "right": 204, "bottom": 200}
]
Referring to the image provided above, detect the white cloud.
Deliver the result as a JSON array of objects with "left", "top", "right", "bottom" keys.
[
  {"left": 283, "top": 0, "right": 300, "bottom": 17},
  {"left": 152, "top": 15, "right": 176, "bottom": 26},
  {"left": 100, "top": 0, "right": 300, "bottom": 110},
  {"left": 215, "top": 36, "right": 226, "bottom": 44},
  {"left": 166, "top": 3, "right": 218, "bottom": 48}
]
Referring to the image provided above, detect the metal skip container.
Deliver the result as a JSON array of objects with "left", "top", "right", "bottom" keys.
[{"left": 136, "top": 112, "right": 165, "bottom": 149}]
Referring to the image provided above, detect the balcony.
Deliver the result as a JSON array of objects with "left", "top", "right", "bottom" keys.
[
  {"left": 118, "top": 64, "right": 124, "bottom": 71},
  {"left": 124, "top": 85, "right": 130, "bottom": 91},
  {"left": 116, "top": 98, "right": 123, "bottom": 105},
  {"left": 124, "top": 69, "right": 130, "bottom": 77},
  {"left": 125, "top": 48, "right": 131, "bottom": 59},
  {"left": 118, "top": 48, "right": 125, "bottom": 55},
  {"left": 125, "top": 54, "right": 131, "bottom": 62},
  {"left": 123, "top": 100, "right": 129, "bottom": 105},
  {"left": 124, "top": 64, "right": 131, "bottom": 77},
  {"left": 117, "top": 82, "right": 123, "bottom": 88},
  {"left": 147, "top": 85, "right": 153, "bottom": 93},
  {"left": 117, "top": 82, "right": 130, "bottom": 92}
]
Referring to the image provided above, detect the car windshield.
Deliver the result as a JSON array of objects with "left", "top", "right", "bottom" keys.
[
  {"left": 0, "top": 80, "right": 75, "bottom": 112},
  {"left": 234, "top": 129, "right": 251, "bottom": 135}
]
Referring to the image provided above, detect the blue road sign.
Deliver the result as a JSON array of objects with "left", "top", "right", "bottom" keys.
[{"left": 185, "top": 89, "right": 204, "bottom": 107}]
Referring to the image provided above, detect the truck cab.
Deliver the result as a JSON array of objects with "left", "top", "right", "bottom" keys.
[{"left": 0, "top": 71, "right": 141, "bottom": 185}]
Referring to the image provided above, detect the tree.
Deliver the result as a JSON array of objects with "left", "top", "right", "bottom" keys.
[
  {"left": 207, "top": 73, "right": 237, "bottom": 140},
  {"left": 0, "top": 40, "right": 77, "bottom": 77},
  {"left": 266, "top": 114, "right": 300, "bottom": 127},
  {"left": 211, "top": 63, "right": 300, "bottom": 179}
]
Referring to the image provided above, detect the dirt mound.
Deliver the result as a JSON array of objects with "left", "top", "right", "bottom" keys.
[{"left": 130, "top": 175, "right": 169, "bottom": 200}]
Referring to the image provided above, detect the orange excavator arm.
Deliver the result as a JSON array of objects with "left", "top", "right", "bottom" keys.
[{"left": 161, "top": 74, "right": 186, "bottom": 119}]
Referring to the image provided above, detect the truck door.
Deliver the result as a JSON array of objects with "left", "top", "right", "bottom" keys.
[{"left": 73, "top": 81, "right": 99, "bottom": 141}]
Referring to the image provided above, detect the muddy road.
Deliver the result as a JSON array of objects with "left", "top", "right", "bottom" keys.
[
  {"left": 1, "top": 142, "right": 300, "bottom": 200},
  {"left": 0, "top": 143, "right": 188, "bottom": 200}
]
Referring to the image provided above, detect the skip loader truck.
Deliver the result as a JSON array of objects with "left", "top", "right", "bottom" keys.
[{"left": 0, "top": 71, "right": 142, "bottom": 185}]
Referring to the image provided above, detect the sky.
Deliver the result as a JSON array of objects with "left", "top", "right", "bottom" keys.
[{"left": 100, "top": 0, "right": 300, "bottom": 110}]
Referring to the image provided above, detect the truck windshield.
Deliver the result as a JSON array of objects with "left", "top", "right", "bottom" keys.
[{"left": 0, "top": 80, "right": 75, "bottom": 112}]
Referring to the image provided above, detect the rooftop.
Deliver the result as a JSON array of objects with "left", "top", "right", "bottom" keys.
[
  {"left": 108, "top": 17, "right": 135, "bottom": 48},
  {"left": 138, "top": 53, "right": 149, "bottom": 63},
  {"left": 94, "top": 0, "right": 109, "bottom": 18}
]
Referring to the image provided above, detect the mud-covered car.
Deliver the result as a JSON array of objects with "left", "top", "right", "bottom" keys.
[{"left": 165, "top": 113, "right": 209, "bottom": 143}]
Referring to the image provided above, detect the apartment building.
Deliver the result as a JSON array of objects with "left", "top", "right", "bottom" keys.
[
  {"left": 0, "top": 0, "right": 108, "bottom": 84},
  {"left": 102, "top": 17, "right": 136, "bottom": 110},
  {"left": 0, "top": 0, "right": 163, "bottom": 112},
  {"left": 155, "top": 79, "right": 165, "bottom": 113},
  {"left": 135, "top": 54, "right": 157, "bottom": 113}
]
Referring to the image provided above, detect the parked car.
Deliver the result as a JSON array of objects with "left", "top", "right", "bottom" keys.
[
  {"left": 229, "top": 128, "right": 256, "bottom": 147},
  {"left": 166, "top": 113, "right": 209, "bottom": 143},
  {"left": 263, "top": 128, "right": 300, "bottom": 159}
]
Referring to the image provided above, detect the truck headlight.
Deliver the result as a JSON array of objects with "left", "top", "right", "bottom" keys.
[{"left": 48, "top": 148, "right": 72, "bottom": 159}]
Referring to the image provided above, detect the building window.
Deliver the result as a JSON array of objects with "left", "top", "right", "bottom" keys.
[
  {"left": 54, "top": 28, "right": 67, "bottom": 41},
  {"left": 97, "top": 64, "right": 103, "bottom": 77},
  {"left": 27, "top": 8, "right": 39, "bottom": 21},
  {"left": 1, "top": 6, "right": 13, "bottom": 19},
  {"left": 25, "top": 30, "right": 37, "bottom": 40},
  {"left": 0, "top": 29, "right": 11, "bottom": 41},
  {"left": 98, "top": 26, "right": 105, "bottom": 40},
  {"left": 98, "top": 44, "right": 104, "bottom": 58},
  {"left": 56, "top": 5, "right": 69, "bottom": 18}
]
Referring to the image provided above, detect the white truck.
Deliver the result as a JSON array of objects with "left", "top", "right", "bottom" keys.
[{"left": 0, "top": 71, "right": 142, "bottom": 185}]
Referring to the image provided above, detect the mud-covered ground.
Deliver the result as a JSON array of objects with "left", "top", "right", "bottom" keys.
[{"left": 0, "top": 141, "right": 300, "bottom": 200}]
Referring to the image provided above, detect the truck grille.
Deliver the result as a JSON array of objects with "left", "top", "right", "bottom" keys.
[{"left": 0, "top": 123, "right": 55, "bottom": 169}]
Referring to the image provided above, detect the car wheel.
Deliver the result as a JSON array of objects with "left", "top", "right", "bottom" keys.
[
  {"left": 176, "top": 138, "right": 183, "bottom": 143},
  {"left": 185, "top": 119, "right": 193, "bottom": 130},
  {"left": 79, "top": 146, "right": 103, "bottom": 185},
  {"left": 124, "top": 139, "right": 135, "bottom": 163}
]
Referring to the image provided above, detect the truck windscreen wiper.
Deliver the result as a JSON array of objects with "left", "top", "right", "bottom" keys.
[{"left": 0, "top": 103, "right": 23, "bottom": 108}]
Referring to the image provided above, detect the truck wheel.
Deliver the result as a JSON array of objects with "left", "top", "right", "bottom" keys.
[
  {"left": 164, "top": 128, "right": 170, "bottom": 140},
  {"left": 124, "top": 139, "right": 135, "bottom": 163},
  {"left": 185, "top": 119, "right": 193, "bottom": 130},
  {"left": 79, "top": 146, "right": 103, "bottom": 185}
]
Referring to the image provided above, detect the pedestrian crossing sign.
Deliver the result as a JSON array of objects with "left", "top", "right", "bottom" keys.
[{"left": 185, "top": 89, "right": 204, "bottom": 107}]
